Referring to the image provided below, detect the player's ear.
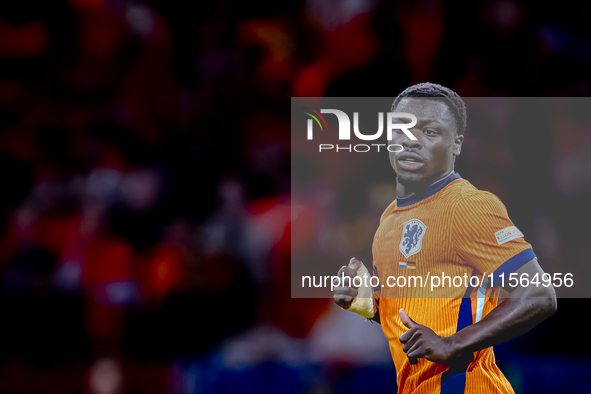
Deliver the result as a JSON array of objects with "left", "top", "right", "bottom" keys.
[{"left": 453, "top": 134, "right": 464, "bottom": 157}]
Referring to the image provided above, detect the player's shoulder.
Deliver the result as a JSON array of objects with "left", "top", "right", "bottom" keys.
[{"left": 451, "top": 178, "right": 507, "bottom": 214}]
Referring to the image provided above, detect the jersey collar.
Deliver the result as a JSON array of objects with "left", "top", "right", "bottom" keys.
[{"left": 396, "top": 172, "right": 461, "bottom": 207}]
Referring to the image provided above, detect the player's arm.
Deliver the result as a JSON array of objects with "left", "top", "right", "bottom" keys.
[
  {"left": 333, "top": 258, "right": 380, "bottom": 323},
  {"left": 399, "top": 257, "right": 556, "bottom": 364},
  {"left": 447, "top": 257, "right": 556, "bottom": 356}
]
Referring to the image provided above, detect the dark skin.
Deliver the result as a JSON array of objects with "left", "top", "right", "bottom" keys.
[
  {"left": 333, "top": 258, "right": 363, "bottom": 310},
  {"left": 334, "top": 98, "right": 557, "bottom": 366},
  {"left": 388, "top": 98, "right": 463, "bottom": 197}
]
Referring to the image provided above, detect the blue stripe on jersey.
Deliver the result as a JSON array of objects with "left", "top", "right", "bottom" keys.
[
  {"left": 492, "top": 249, "right": 536, "bottom": 286},
  {"left": 372, "top": 265, "right": 381, "bottom": 292},
  {"left": 456, "top": 296, "right": 473, "bottom": 332},
  {"left": 441, "top": 370, "right": 468, "bottom": 394},
  {"left": 440, "top": 297, "right": 474, "bottom": 394}
]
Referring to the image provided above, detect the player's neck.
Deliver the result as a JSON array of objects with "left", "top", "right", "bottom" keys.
[{"left": 396, "top": 169, "right": 455, "bottom": 199}]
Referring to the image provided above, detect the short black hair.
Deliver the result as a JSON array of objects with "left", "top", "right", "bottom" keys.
[{"left": 391, "top": 82, "right": 467, "bottom": 135}]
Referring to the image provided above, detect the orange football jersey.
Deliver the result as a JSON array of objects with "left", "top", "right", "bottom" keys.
[{"left": 373, "top": 172, "right": 535, "bottom": 394}]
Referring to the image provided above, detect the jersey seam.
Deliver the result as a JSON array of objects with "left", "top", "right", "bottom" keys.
[
  {"left": 452, "top": 185, "right": 495, "bottom": 267},
  {"left": 452, "top": 185, "right": 474, "bottom": 265}
]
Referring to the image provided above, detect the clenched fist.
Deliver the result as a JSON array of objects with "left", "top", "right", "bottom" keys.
[{"left": 333, "top": 258, "right": 376, "bottom": 319}]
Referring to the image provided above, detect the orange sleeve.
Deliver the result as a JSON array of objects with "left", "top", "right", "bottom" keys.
[{"left": 452, "top": 191, "right": 535, "bottom": 278}]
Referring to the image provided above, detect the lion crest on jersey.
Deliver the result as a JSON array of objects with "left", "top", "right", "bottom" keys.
[{"left": 399, "top": 219, "right": 427, "bottom": 258}]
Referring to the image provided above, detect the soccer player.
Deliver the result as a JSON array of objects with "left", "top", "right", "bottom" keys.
[{"left": 333, "top": 83, "right": 557, "bottom": 393}]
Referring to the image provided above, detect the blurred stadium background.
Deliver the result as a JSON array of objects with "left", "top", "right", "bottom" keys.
[{"left": 0, "top": 0, "right": 590, "bottom": 393}]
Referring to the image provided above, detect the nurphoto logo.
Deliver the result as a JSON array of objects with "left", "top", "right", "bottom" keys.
[{"left": 303, "top": 108, "right": 417, "bottom": 153}]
